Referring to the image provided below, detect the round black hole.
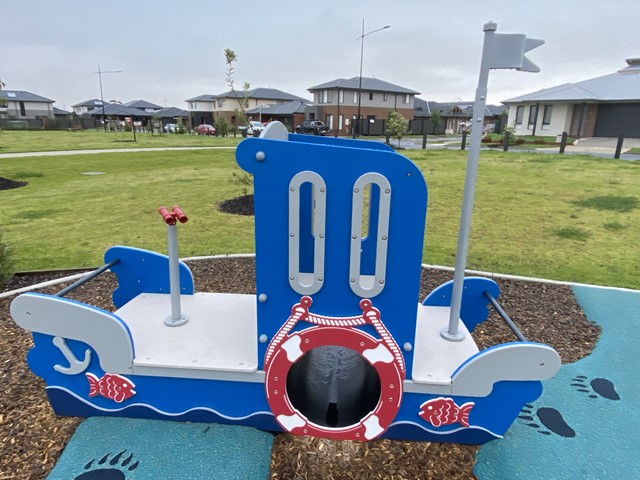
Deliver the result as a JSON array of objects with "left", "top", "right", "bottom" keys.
[{"left": 286, "top": 345, "right": 381, "bottom": 428}]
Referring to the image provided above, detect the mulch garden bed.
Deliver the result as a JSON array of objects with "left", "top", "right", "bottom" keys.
[
  {"left": 0, "top": 177, "right": 28, "bottom": 191},
  {"left": 0, "top": 256, "right": 600, "bottom": 479}
]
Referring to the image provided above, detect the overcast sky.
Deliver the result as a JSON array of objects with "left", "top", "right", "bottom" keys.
[{"left": 2, "top": 1, "right": 639, "bottom": 111}]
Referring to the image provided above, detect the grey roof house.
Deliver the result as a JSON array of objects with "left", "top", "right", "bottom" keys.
[
  {"left": 414, "top": 99, "right": 506, "bottom": 134},
  {"left": 306, "top": 76, "right": 420, "bottom": 135},
  {"left": 186, "top": 88, "right": 307, "bottom": 127},
  {"left": 0, "top": 90, "right": 55, "bottom": 119},
  {"left": 503, "top": 58, "right": 640, "bottom": 138},
  {"left": 71, "top": 99, "right": 107, "bottom": 115},
  {"left": 124, "top": 100, "right": 163, "bottom": 112}
]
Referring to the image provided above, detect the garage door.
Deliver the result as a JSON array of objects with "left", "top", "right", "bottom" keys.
[{"left": 594, "top": 103, "right": 640, "bottom": 138}]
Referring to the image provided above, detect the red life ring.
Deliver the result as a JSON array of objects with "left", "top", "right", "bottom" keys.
[{"left": 265, "top": 325, "right": 404, "bottom": 441}]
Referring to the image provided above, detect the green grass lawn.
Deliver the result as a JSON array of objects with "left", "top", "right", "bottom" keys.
[
  {"left": 1, "top": 146, "right": 639, "bottom": 289},
  {"left": 0, "top": 129, "right": 242, "bottom": 153}
]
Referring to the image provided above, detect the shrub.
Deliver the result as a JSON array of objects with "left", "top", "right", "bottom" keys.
[
  {"left": 216, "top": 116, "right": 231, "bottom": 137},
  {"left": 0, "top": 233, "right": 15, "bottom": 287}
]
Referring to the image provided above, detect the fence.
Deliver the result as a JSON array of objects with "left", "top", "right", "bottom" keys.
[{"left": 0, "top": 117, "right": 100, "bottom": 131}]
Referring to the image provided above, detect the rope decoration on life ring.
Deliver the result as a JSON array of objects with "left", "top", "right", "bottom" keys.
[
  {"left": 264, "top": 296, "right": 405, "bottom": 375},
  {"left": 264, "top": 296, "right": 405, "bottom": 441}
]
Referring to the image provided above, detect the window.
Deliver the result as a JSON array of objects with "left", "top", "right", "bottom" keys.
[
  {"left": 528, "top": 105, "right": 538, "bottom": 128},
  {"left": 211, "top": 101, "right": 216, "bottom": 109},
  {"left": 339, "top": 90, "right": 344, "bottom": 104},
  {"left": 403, "top": 94, "right": 410, "bottom": 104},
  {"left": 515, "top": 106, "right": 524, "bottom": 125},
  {"left": 325, "top": 114, "right": 334, "bottom": 129},
  {"left": 353, "top": 91, "right": 358, "bottom": 103},
  {"left": 338, "top": 114, "right": 344, "bottom": 130},
  {"left": 189, "top": 102, "right": 197, "bottom": 110},
  {"left": 542, "top": 105, "right": 553, "bottom": 126},
  {"left": 321, "top": 90, "right": 329, "bottom": 104},
  {"left": 218, "top": 100, "right": 225, "bottom": 108},
  {"left": 369, "top": 91, "right": 374, "bottom": 101},
  {"left": 19, "top": 101, "right": 26, "bottom": 116},
  {"left": 383, "top": 92, "right": 388, "bottom": 101}
]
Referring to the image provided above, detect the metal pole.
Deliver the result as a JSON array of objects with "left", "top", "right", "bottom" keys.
[
  {"left": 55, "top": 259, "right": 120, "bottom": 297},
  {"left": 443, "top": 22, "right": 496, "bottom": 342},
  {"left": 353, "top": 21, "right": 390, "bottom": 139},
  {"left": 98, "top": 63, "right": 106, "bottom": 132},
  {"left": 158, "top": 206, "right": 189, "bottom": 327},
  {"left": 354, "top": 18, "right": 365, "bottom": 139},
  {"left": 165, "top": 224, "right": 187, "bottom": 326},
  {"left": 614, "top": 134, "right": 624, "bottom": 159},
  {"left": 559, "top": 131, "right": 568, "bottom": 154}
]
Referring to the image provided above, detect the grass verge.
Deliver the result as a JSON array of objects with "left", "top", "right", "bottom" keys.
[{"left": 1, "top": 147, "right": 639, "bottom": 289}]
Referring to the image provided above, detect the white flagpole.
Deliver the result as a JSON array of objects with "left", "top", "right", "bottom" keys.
[{"left": 442, "top": 22, "right": 543, "bottom": 341}]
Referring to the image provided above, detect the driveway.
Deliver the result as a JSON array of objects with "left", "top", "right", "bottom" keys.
[{"left": 537, "top": 137, "right": 640, "bottom": 156}]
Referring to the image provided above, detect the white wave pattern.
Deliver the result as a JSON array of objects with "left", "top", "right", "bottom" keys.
[
  {"left": 47, "top": 386, "right": 275, "bottom": 422},
  {"left": 388, "top": 420, "right": 502, "bottom": 439}
]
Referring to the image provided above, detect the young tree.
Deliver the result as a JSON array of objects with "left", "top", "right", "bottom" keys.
[
  {"left": 430, "top": 109, "right": 442, "bottom": 134},
  {"left": 386, "top": 110, "right": 409, "bottom": 148},
  {"left": 224, "top": 49, "right": 250, "bottom": 129}
]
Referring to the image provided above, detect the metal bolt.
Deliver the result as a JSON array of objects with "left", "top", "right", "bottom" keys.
[
  {"left": 318, "top": 277, "right": 323, "bottom": 282},
  {"left": 403, "top": 342, "right": 413, "bottom": 352},
  {"left": 319, "top": 233, "right": 324, "bottom": 239},
  {"left": 354, "top": 188, "right": 359, "bottom": 193},
  {"left": 350, "top": 278, "right": 355, "bottom": 283},
  {"left": 480, "top": 96, "right": 485, "bottom": 101},
  {"left": 290, "top": 232, "right": 295, "bottom": 237},
  {"left": 381, "top": 235, "right": 387, "bottom": 241},
  {"left": 320, "top": 187, "right": 325, "bottom": 193},
  {"left": 259, "top": 334, "right": 268, "bottom": 343},
  {"left": 258, "top": 293, "right": 268, "bottom": 303},
  {"left": 385, "top": 189, "right": 390, "bottom": 194},
  {"left": 290, "top": 186, "right": 295, "bottom": 192},
  {"left": 290, "top": 276, "right": 295, "bottom": 280},
  {"left": 274, "top": 390, "right": 278, "bottom": 395},
  {"left": 379, "top": 279, "right": 384, "bottom": 284},
  {"left": 477, "top": 117, "right": 482, "bottom": 122},
  {"left": 256, "top": 151, "right": 266, "bottom": 161}
]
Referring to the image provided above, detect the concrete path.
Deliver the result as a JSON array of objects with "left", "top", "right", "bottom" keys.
[{"left": 0, "top": 146, "right": 235, "bottom": 159}]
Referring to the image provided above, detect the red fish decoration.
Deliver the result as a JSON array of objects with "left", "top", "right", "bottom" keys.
[
  {"left": 86, "top": 372, "right": 136, "bottom": 403},
  {"left": 419, "top": 397, "right": 474, "bottom": 428}
]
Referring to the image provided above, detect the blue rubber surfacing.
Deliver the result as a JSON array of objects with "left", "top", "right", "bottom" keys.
[
  {"left": 475, "top": 285, "right": 640, "bottom": 479},
  {"left": 47, "top": 417, "right": 273, "bottom": 480}
]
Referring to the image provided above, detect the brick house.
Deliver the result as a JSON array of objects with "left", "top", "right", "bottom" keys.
[{"left": 306, "top": 77, "right": 419, "bottom": 136}]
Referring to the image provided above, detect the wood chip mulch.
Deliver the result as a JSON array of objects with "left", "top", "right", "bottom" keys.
[{"left": 0, "top": 257, "right": 600, "bottom": 480}]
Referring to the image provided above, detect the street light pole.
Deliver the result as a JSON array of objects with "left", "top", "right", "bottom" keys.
[
  {"left": 94, "top": 62, "right": 122, "bottom": 132},
  {"left": 353, "top": 20, "right": 390, "bottom": 139}
]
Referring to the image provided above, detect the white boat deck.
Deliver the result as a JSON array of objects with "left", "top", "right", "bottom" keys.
[
  {"left": 411, "top": 305, "right": 479, "bottom": 385},
  {"left": 115, "top": 292, "right": 258, "bottom": 373}
]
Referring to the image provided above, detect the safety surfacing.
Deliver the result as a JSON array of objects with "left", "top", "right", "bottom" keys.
[
  {"left": 475, "top": 285, "right": 640, "bottom": 479},
  {"left": 46, "top": 417, "right": 273, "bottom": 479}
]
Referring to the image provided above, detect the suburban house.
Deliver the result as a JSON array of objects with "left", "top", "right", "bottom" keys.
[
  {"left": 186, "top": 88, "right": 307, "bottom": 128},
  {"left": 246, "top": 100, "right": 308, "bottom": 131},
  {"left": 503, "top": 58, "right": 640, "bottom": 138},
  {"left": 413, "top": 98, "right": 506, "bottom": 134},
  {"left": 306, "top": 77, "right": 419, "bottom": 136},
  {"left": 71, "top": 99, "right": 107, "bottom": 115},
  {"left": 0, "top": 90, "right": 55, "bottom": 119},
  {"left": 124, "top": 99, "right": 163, "bottom": 113}
]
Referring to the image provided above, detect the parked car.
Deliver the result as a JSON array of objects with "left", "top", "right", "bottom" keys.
[
  {"left": 239, "top": 121, "right": 266, "bottom": 137},
  {"left": 294, "top": 120, "right": 330, "bottom": 135},
  {"left": 196, "top": 124, "right": 216, "bottom": 136},
  {"left": 164, "top": 123, "right": 177, "bottom": 133}
]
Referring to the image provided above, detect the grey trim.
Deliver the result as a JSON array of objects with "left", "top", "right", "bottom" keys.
[
  {"left": 288, "top": 171, "right": 326, "bottom": 295},
  {"left": 349, "top": 173, "right": 391, "bottom": 298}
]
